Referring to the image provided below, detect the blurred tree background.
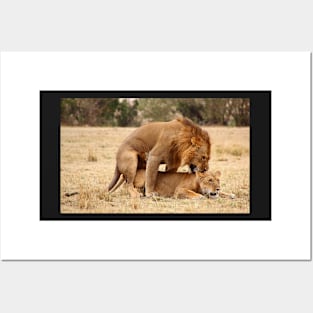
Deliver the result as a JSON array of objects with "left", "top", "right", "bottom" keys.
[{"left": 60, "top": 98, "right": 250, "bottom": 126}]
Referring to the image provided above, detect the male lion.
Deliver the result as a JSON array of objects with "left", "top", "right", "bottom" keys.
[
  {"left": 110, "top": 169, "right": 235, "bottom": 199},
  {"left": 107, "top": 117, "right": 211, "bottom": 197}
]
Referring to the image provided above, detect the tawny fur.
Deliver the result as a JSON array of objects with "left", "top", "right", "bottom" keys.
[
  {"left": 107, "top": 117, "right": 211, "bottom": 198},
  {"left": 110, "top": 169, "right": 233, "bottom": 200}
]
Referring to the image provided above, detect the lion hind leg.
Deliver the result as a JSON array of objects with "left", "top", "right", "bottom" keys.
[
  {"left": 174, "top": 187, "right": 204, "bottom": 199},
  {"left": 118, "top": 150, "right": 142, "bottom": 198}
]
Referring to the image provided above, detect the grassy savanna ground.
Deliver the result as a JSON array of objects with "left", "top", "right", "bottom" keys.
[{"left": 61, "top": 126, "right": 249, "bottom": 214}]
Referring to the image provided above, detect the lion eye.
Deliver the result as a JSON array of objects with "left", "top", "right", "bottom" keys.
[
  {"left": 202, "top": 156, "right": 206, "bottom": 160},
  {"left": 208, "top": 179, "right": 213, "bottom": 182}
]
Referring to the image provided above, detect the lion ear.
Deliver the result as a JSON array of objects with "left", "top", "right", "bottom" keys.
[
  {"left": 191, "top": 137, "right": 197, "bottom": 146},
  {"left": 215, "top": 170, "right": 221, "bottom": 177}
]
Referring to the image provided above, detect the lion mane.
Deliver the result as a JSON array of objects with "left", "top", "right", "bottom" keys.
[{"left": 170, "top": 117, "right": 211, "bottom": 167}]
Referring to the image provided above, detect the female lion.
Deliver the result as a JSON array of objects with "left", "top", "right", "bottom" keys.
[{"left": 110, "top": 169, "right": 235, "bottom": 200}]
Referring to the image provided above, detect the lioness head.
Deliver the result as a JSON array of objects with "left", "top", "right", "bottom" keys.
[{"left": 196, "top": 170, "right": 221, "bottom": 199}]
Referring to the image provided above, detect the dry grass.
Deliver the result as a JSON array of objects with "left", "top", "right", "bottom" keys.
[
  {"left": 87, "top": 149, "right": 98, "bottom": 162},
  {"left": 61, "top": 126, "right": 249, "bottom": 214}
]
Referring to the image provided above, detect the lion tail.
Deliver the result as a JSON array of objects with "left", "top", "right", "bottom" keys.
[
  {"left": 107, "top": 166, "right": 121, "bottom": 192},
  {"left": 109, "top": 175, "right": 126, "bottom": 193}
]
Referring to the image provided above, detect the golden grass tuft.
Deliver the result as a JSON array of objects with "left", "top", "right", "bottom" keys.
[{"left": 87, "top": 149, "right": 98, "bottom": 162}]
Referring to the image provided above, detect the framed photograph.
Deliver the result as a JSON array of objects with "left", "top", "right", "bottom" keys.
[
  {"left": 1, "top": 52, "right": 310, "bottom": 260},
  {"left": 41, "top": 91, "right": 271, "bottom": 220}
]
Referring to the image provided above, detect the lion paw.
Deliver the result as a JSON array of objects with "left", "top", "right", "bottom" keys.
[{"left": 146, "top": 192, "right": 159, "bottom": 198}]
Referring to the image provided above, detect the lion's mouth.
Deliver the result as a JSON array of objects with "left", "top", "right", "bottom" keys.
[
  {"left": 190, "top": 164, "right": 197, "bottom": 173},
  {"left": 190, "top": 164, "right": 208, "bottom": 173}
]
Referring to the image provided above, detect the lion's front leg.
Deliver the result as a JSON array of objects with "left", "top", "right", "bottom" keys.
[
  {"left": 174, "top": 187, "right": 204, "bottom": 199},
  {"left": 219, "top": 191, "right": 236, "bottom": 199},
  {"left": 145, "top": 155, "right": 161, "bottom": 197}
]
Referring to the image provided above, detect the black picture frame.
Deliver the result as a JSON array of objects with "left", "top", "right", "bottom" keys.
[{"left": 40, "top": 91, "right": 271, "bottom": 220}]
